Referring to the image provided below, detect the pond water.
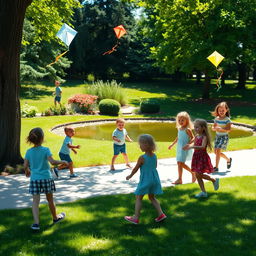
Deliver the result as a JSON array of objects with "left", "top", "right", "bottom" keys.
[{"left": 74, "top": 121, "right": 253, "bottom": 142}]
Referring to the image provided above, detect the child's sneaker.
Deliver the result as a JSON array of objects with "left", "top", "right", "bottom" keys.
[
  {"left": 53, "top": 167, "right": 59, "bottom": 178},
  {"left": 155, "top": 213, "right": 167, "bottom": 222},
  {"left": 53, "top": 212, "right": 66, "bottom": 224},
  {"left": 31, "top": 223, "right": 40, "bottom": 230},
  {"left": 213, "top": 178, "right": 220, "bottom": 191},
  {"left": 195, "top": 192, "right": 208, "bottom": 198},
  {"left": 124, "top": 216, "right": 139, "bottom": 224},
  {"left": 70, "top": 173, "right": 78, "bottom": 178},
  {"left": 227, "top": 158, "right": 232, "bottom": 169},
  {"left": 213, "top": 167, "right": 219, "bottom": 172}
]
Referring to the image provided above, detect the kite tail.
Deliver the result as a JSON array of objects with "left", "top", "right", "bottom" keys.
[
  {"left": 47, "top": 50, "right": 69, "bottom": 67},
  {"left": 102, "top": 42, "right": 120, "bottom": 55},
  {"left": 216, "top": 69, "right": 224, "bottom": 91}
]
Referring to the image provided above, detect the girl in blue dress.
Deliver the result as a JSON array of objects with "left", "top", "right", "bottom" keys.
[
  {"left": 168, "top": 111, "right": 196, "bottom": 184},
  {"left": 125, "top": 134, "right": 166, "bottom": 224}
]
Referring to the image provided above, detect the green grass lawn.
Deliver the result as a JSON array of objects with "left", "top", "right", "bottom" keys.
[{"left": 0, "top": 176, "right": 255, "bottom": 256}]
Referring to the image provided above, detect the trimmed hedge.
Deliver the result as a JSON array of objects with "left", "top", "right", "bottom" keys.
[
  {"left": 99, "top": 99, "right": 121, "bottom": 116},
  {"left": 140, "top": 99, "right": 160, "bottom": 114}
]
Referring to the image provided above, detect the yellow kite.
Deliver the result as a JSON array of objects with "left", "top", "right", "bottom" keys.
[{"left": 207, "top": 51, "right": 224, "bottom": 67}]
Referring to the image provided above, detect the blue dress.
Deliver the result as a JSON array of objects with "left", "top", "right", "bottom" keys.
[
  {"left": 176, "top": 129, "right": 193, "bottom": 162},
  {"left": 135, "top": 154, "right": 163, "bottom": 195}
]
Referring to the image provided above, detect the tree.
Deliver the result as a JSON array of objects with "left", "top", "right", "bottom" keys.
[{"left": 0, "top": 0, "right": 79, "bottom": 170}]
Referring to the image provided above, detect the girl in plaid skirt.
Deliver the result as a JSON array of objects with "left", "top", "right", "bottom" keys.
[{"left": 24, "top": 128, "right": 68, "bottom": 230}]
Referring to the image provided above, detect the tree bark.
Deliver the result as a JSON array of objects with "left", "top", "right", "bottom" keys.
[
  {"left": 0, "top": 0, "right": 32, "bottom": 170},
  {"left": 202, "top": 72, "right": 211, "bottom": 99},
  {"left": 236, "top": 62, "right": 246, "bottom": 89}
]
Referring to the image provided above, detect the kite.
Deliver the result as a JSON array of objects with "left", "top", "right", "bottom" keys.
[
  {"left": 47, "top": 23, "right": 78, "bottom": 67},
  {"left": 103, "top": 25, "right": 127, "bottom": 55},
  {"left": 207, "top": 51, "right": 225, "bottom": 91}
]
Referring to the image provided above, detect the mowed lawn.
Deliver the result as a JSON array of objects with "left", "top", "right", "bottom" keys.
[
  {"left": 20, "top": 79, "right": 256, "bottom": 167},
  {"left": 0, "top": 176, "right": 255, "bottom": 256}
]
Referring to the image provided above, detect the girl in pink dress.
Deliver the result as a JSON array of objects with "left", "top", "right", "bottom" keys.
[{"left": 183, "top": 119, "right": 220, "bottom": 198}]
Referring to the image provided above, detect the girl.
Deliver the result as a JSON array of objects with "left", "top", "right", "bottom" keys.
[
  {"left": 168, "top": 111, "right": 196, "bottom": 184},
  {"left": 24, "top": 128, "right": 67, "bottom": 230},
  {"left": 211, "top": 102, "right": 232, "bottom": 172},
  {"left": 183, "top": 119, "right": 219, "bottom": 198},
  {"left": 125, "top": 134, "right": 166, "bottom": 224}
]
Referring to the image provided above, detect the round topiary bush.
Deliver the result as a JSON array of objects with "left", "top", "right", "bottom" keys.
[
  {"left": 99, "top": 99, "right": 121, "bottom": 116},
  {"left": 140, "top": 99, "right": 160, "bottom": 114}
]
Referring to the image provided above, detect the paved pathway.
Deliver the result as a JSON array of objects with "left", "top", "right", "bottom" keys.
[{"left": 0, "top": 149, "right": 255, "bottom": 210}]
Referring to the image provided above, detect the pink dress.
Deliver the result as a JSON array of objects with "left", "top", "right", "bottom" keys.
[{"left": 191, "top": 136, "right": 214, "bottom": 174}]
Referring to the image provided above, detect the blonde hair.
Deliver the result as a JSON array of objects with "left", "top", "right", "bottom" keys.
[
  {"left": 27, "top": 127, "right": 44, "bottom": 145},
  {"left": 116, "top": 118, "right": 125, "bottom": 124},
  {"left": 176, "top": 111, "right": 193, "bottom": 129},
  {"left": 211, "top": 102, "right": 230, "bottom": 117},
  {"left": 194, "top": 119, "right": 212, "bottom": 151},
  {"left": 138, "top": 134, "right": 156, "bottom": 152}
]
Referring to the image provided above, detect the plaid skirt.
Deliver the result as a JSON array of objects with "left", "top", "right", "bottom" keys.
[
  {"left": 214, "top": 134, "right": 229, "bottom": 150},
  {"left": 29, "top": 179, "right": 56, "bottom": 195}
]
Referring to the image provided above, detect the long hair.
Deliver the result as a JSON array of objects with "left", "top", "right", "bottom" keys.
[
  {"left": 176, "top": 111, "right": 193, "bottom": 129},
  {"left": 211, "top": 102, "right": 230, "bottom": 117},
  {"left": 194, "top": 119, "right": 212, "bottom": 151},
  {"left": 26, "top": 127, "right": 44, "bottom": 145},
  {"left": 138, "top": 134, "right": 156, "bottom": 152}
]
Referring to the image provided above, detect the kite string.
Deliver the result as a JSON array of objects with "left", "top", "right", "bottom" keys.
[
  {"left": 47, "top": 50, "right": 69, "bottom": 67},
  {"left": 102, "top": 41, "right": 120, "bottom": 55},
  {"left": 216, "top": 68, "right": 224, "bottom": 91}
]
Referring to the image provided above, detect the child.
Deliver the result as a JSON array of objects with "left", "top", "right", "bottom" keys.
[
  {"left": 57, "top": 127, "right": 80, "bottom": 178},
  {"left": 183, "top": 119, "right": 219, "bottom": 198},
  {"left": 24, "top": 128, "right": 67, "bottom": 230},
  {"left": 110, "top": 118, "right": 133, "bottom": 170},
  {"left": 53, "top": 80, "right": 62, "bottom": 106},
  {"left": 168, "top": 111, "right": 196, "bottom": 184},
  {"left": 211, "top": 102, "right": 232, "bottom": 172},
  {"left": 125, "top": 134, "right": 166, "bottom": 224}
]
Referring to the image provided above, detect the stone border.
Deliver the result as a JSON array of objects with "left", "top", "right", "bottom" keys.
[{"left": 51, "top": 117, "right": 256, "bottom": 137}]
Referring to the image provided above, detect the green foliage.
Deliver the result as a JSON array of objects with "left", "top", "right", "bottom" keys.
[
  {"left": 87, "top": 80, "right": 127, "bottom": 106},
  {"left": 42, "top": 105, "right": 67, "bottom": 116},
  {"left": 140, "top": 99, "right": 160, "bottom": 114},
  {"left": 99, "top": 99, "right": 121, "bottom": 116},
  {"left": 21, "top": 104, "right": 38, "bottom": 117},
  {"left": 68, "top": 94, "right": 98, "bottom": 114}
]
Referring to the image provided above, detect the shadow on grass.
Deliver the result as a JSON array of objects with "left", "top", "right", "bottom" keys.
[{"left": 0, "top": 177, "right": 255, "bottom": 256}]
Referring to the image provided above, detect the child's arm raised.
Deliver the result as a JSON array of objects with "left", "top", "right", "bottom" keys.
[
  {"left": 168, "top": 137, "right": 178, "bottom": 150},
  {"left": 67, "top": 143, "right": 80, "bottom": 154},
  {"left": 126, "top": 156, "right": 144, "bottom": 180},
  {"left": 48, "top": 156, "right": 68, "bottom": 166}
]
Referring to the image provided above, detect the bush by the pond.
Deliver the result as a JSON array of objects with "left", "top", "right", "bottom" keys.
[
  {"left": 42, "top": 106, "right": 67, "bottom": 116},
  {"left": 140, "top": 99, "right": 160, "bottom": 114},
  {"left": 99, "top": 99, "right": 121, "bottom": 116},
  {"left": 86, "top": 80, "right": 127, "bottom": 106},
  {"left": 21, "top": 104, "right": 38, "bottom": 117},
  {"left": 68, "top": 94, "right": 98, "bottom": 114}
]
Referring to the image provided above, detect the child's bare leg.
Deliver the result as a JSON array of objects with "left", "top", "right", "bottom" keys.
[
  {"left": 122, "top": 153, "right": 131, "bottom": 167},
  {"left": 46, "top": 193, "right": 57, "bottom": 220},
  {"left": 148, "top": 194, "right": 163, "bottom": 216},
  {"left": 180, "top": 162, "right": 196, "bottom": 183},
  {"left": 173, "top": 162, "right": 183, "bottom": 184},
  {"left": 111, "top": 155, "right": 118, "bottom": 170},
  {"left": 69, "top": 162, "right": 74, "bottom": 175},
  {"left": 32, "top": 194, "right": 40, "bottom": 224},
  {"left": 196, "top": 173, "right": 206, "bottom": 192},
  {"left": 214, "top": 148, "right": 221, "bottom": 168},
  {"left": 135, "top": 195, "right": 144, "bottom": 219},
  {"left": 201, "top": 173, "right": 216, "bottom": 183},
  {"left": 220, "top": 152, "right": 230, "bottom": 162}
]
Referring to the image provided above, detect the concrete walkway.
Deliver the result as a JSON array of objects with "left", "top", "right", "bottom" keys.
[{"left": 0, "top": 149, "right": 255, "bottom": 210}]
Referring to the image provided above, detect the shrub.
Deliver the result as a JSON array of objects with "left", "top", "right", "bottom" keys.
[
  {"left": 99, "top": 99, "right": 121, "bottom": 116},
  {"left": 140, "top": 99, "right": 160, "bottom": 114},
  {"left": 42, "top": 106, "right": 67, "bottom": 116},
  {"left": 21, "top": 104, "right": 38, "bottom": 117},
  {"left": 68, "top": 94, "right": 98, "bottom": 114},
  {"left": 86, "top": 80, "right": 127, "bottom": 106}
]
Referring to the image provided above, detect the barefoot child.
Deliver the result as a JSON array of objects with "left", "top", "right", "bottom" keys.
[
  {"left": 110, "top": 118, "right": 133, "bottom": 170},
  {"left": 56, "top": 127, "right": 80, "bottom": 178},
  {"left": 125, "top": 134, "right": 166, "bottom": 224},
  {"left": 211, "top": 102, "right": 232, "bottom": 172},
  {"left": 183, "top": 119, "right": 220, "bottom": 198},
  {"left": 53, "top": 80, "right": 62, "bottom": 106},
  {"left": 168, "top": 111, "right": 196, "bottom": 184},
  {"left": 24, "top": 128, "right": 67, "bottom": 230}
]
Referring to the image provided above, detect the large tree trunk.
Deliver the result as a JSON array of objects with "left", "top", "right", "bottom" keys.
[
  {"left": 202, "top": 72, "right": 211, "bottom": 99},
  {"left": 0, "top": 0, "right": 32, "bottom": 171},
  {"left": 236, "top": 62, "right": 246, "bottom": 89}
]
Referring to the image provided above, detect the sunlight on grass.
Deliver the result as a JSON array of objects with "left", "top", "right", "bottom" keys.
[{"left": 149, "top": 227, "right": 169, "bottom": 236}]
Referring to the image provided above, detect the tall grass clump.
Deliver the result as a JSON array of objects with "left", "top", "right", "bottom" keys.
[{"left": 86, "top": 80, "right": 127, "bottom": 106}]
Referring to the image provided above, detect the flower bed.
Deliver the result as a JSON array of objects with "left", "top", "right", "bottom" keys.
[{"left": 68, "top": 94, "right": 98, "bottom": 114}]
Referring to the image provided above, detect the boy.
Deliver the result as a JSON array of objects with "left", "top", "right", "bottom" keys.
[
  {"left": 55, "top": 127, "right": 80, "bottom": 178},
  {"left": 53, "top": 80, "right": 62, "bottom": 106},
  {"left": 111, "top": 118, "right": 133, "bottom": 170}
]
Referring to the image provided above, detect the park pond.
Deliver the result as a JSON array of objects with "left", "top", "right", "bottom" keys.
[{"left": 62, "top": 120, "right": 255, "bottom": 142}]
